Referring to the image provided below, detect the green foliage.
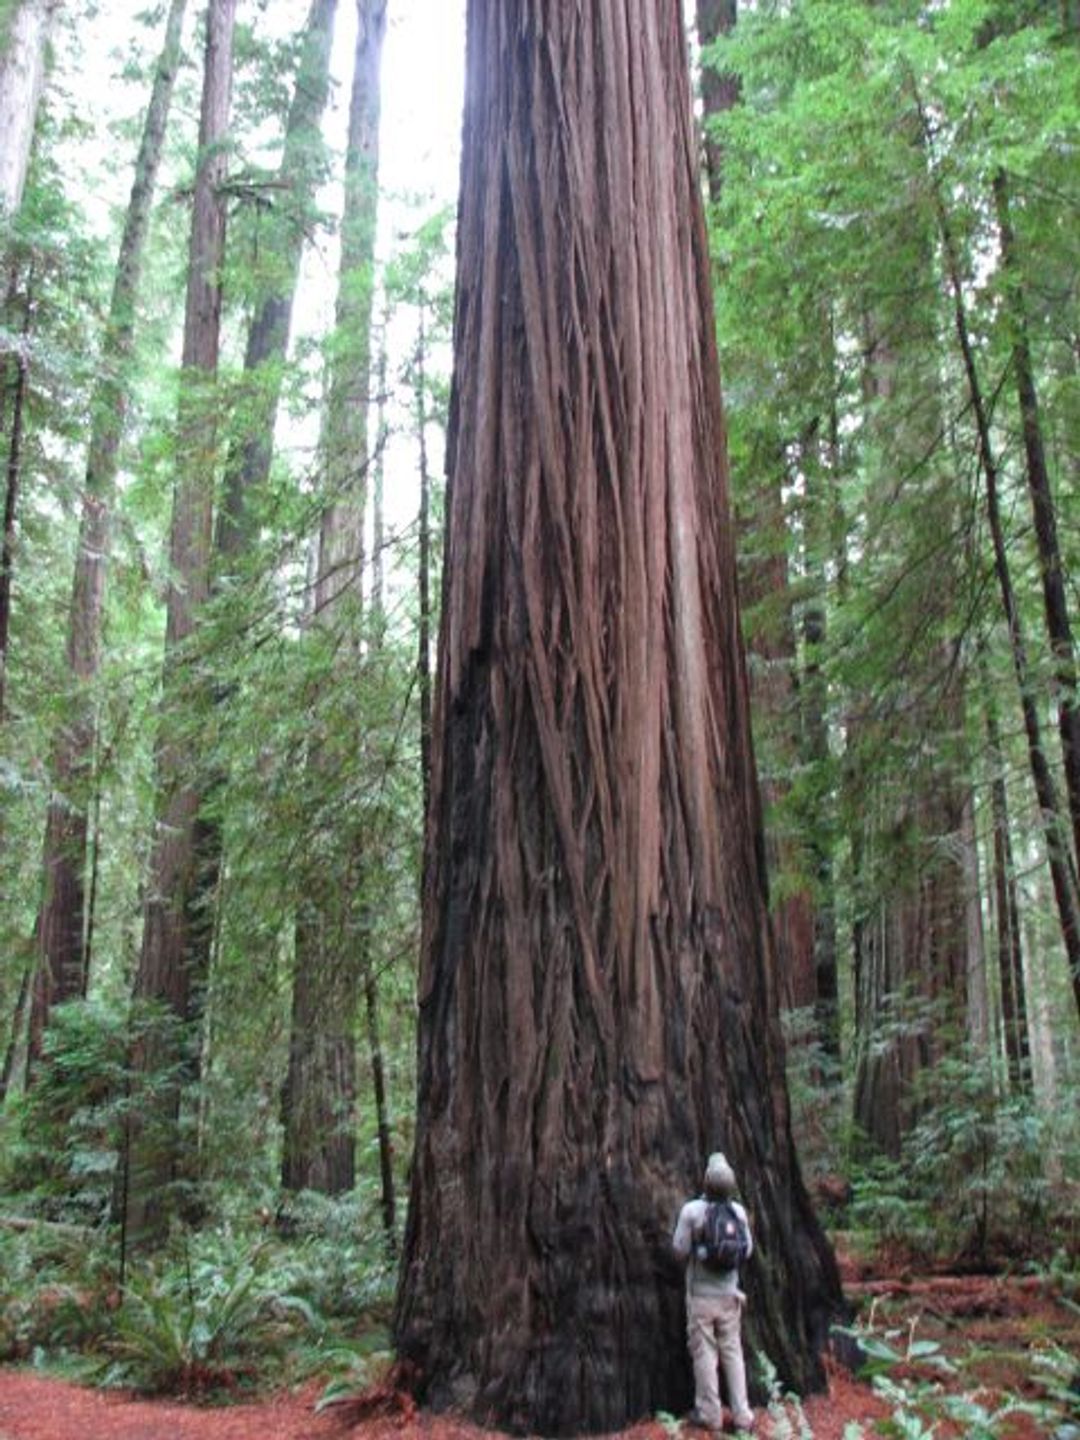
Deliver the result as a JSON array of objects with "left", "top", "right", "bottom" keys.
[
  {"left": 759, "top": 1353, "right": 815, "bottom": 1440},
  {"left": 905, "top": 1055, "right": 1065, "bottom": 1263},
  {"left": 98, "top": 1232, "right": 320, "bottom": 1394},
  {"left": 0, "top": 1218, "right": 116, "bottom": 1367},
  {"left": 0, "top": 1190, "right": 398, "bottom": 1396},
  {"left": 782, "top": 1006, "right": 848, "bottom": 1181},
  {"left": 845, "top": 1055, "right": 1079, "bottom": 1265},
  {"left": 847, "top": 1156, "right": 936, "bottom": 1264},
  {"left": 3, "top": 997, "right": 188, "bottom": 1227},
  {"left": 264, "top": 1189, "right": 397, "bottom": 1318},
  {"left": 314, "top": 1331, "right": 394, "bottom": 1413},
  {"left": 837, "top": 1307, "right": 1065, "bottom": 1438},
  {"left": 870, "top": 1371, "right": 1053, "bottom": 1439}
]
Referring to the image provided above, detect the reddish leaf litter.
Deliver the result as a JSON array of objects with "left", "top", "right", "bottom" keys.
[{"left": 0, "top": 1268, "right": 1075, "bottom": 1440}]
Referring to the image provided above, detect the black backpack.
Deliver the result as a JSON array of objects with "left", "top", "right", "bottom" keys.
[{"left": 695, "top": 1199, "right": 750, "bottom": 1273}]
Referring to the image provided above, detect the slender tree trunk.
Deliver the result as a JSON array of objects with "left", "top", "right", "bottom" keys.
[
  {"left": 363, "top": 964, "right": 395, "bottom": 1248},
  {"left": 696, "top": 0, "right": 821, "bottom": 1040},
  {"left": 370, "top": 324, "right": 387, "bottom": 646},
  {"left": 985, "top": 694, "right": 1031, "bottom": 1092},
  {"left": 395, "top": 6, "right": 842, "bottom": 1431},
  {"left": 801, "top": 407, "right": 842, "bottom": 1060},
  {"left": 1023, "top": 874, "right": 1061, "bottom": 1118},
  {"left": 845, "top": 128, "right": 981, "bottom": 1146},
  {"left": 0, "top": 0, "right": 57, "bottom": 218},
  {"left": 0, "top": 942, "right": 33, "bottom": 1100},
  {"left": 313, "top": 0, "right": 386, "bottom": 620},
  {"left": 917, "top": 92, "right": 1080, "bottom": 1021},
  {"left": 120, "top": 0, "right": 236, "bottom": 1247},
  {"left": 695, "top": 0, "right": 738, "bottom": 200},
  {"left": 28, "top": 0, "right": 188, "bottom": 1071},
  {"left": 993, "top": 169, "right": 1080, "bottom": 875},
  {"left": 280, "top": 0, "right": 387, "bottom": 1197},
  {"left": 365, "top": 359, "right": 395, "bottom": 1248},
  {"left": 0, "top": 267, "right": 31, "bottom": 724},
  {"left": 215, "top": 0, "right": 337, "bottom": 561},
  {"left": 415, "top": 301, "right": 433, "bottom": 822},
  {"left": 960, "top": 784, "right": 989, "bottom": 1051}
]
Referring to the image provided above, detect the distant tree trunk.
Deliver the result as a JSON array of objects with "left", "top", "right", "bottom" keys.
[
  {"left": 695, "top": 0, "right": 738, "bottom": 197},
  {"left": 960, "top": 786, "right": 989, "bottom": 1050},
  {"left": 985, "top": 693, "right": 1031, "bottom": 1092},
  {"left": 215, "top": 0, "right": 337, "bottom": 561},
  {"left": 28, "top": 0, "right": 188, "bottom": 1072},
  {"left": 0, "top": 942, "right": 33, "bottom": 1100},
  {"left": 280, "top": 0, "right": 387, "bottom": 1197},
  {"left": 370, "top": 324, "right": 387, "bottom": 645},
  {"left": 363, "top": 962, "right": 395, "bottom": 1248},
  {"left": 119, "top": 0, "right": 236, "bottom": 1248},
  {"left": 365, "top": 367, "right": 395, "bottom": 1249},
  {"left": 852, "top": 755, "right": 971, "bottom": 1157},
  {"left": 1022, "top": 873, "right": 1062, "bottom": 1116},
  {"left": 993, "top": 169, "right": 1080, "bottom": 875},
  {"left": 800, "top": 405, "right": 842, "bottom": 1058},
  {"left": 312, "top": 0, "right": 386, "bottom": 620},
  {"left": 696, "top": 0, "right": 821, "bottom": 1038},
  {"left": 414, "top": 301, "right": 433, "bottom": 821},
  {"left": 0, "top": 0, "right": 57, "bottom": 217},
  {"left": 394, "top": 5, "right": 842, "bottom": 1432},
  {"left": 917, "top": 88, "right": 1080, "bottom": 1021},
  {"left": 846, "top": 187, "right": 975, "bottom": 1153},
  {"left": 0, "top": 275, "right": 30, "bottom": 723},
  {"left": 741, "top": 467, "right": 816, "bottom": 1016}
]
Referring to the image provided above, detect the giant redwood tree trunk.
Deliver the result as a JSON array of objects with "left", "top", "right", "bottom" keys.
[{"left": 394, "top": 5, "right": 843, "bottom": 1433}]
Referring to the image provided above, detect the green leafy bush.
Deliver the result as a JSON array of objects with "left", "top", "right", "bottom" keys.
[{"left": 99, "top": 1233, "right": 320, "bottom": 1394}]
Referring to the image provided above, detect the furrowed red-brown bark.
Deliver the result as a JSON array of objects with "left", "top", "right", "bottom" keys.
[{"left": 394, "top": 4, "right": 842, "bottom": 1433}]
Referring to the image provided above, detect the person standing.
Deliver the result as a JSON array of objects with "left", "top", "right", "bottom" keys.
[{"left": 672, "top": 1152, "right": 755, "bottom": 1433}]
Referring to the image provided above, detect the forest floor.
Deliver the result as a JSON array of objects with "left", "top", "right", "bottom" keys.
[{"left": 0, "top": 1242, "right": 1076, "bottom": 1440}]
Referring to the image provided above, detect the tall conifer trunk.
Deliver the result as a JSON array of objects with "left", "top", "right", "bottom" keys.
[
  {"left": 916, "top": 88, "right": 1080, "bottom": 1021},
  {"left": 28, "top": 0, "right": 188, "bottom": 1069},
  {"left": 993, "top": 169, "right": 1080, "bottom": 875},
  {"left": 280, "top": 0, "right": 387, "bottom": 1197},
  {"left": 395, "top": 5, "right": 842, "bottom": 1432},
  {"left": 0, "top": 0, "right": 57, "bottom": 217},
  {"left": 215, "top": 0, "right": 338, "bottom": 561},
  {"left": 120, "top": 0, "right": 236, "bottom": 1246},
  {"left": 0, "top": 271, "right": 30, "bottom": 724}
]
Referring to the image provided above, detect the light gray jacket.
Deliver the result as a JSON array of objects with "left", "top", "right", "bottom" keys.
[{"left": 672, "top": 1196, "right": 752, "bottom": 1297}]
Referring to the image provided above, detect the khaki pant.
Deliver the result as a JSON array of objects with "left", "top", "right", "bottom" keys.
[{"left": 687, "top": 1291, "right": 753, "bottom": 1431}]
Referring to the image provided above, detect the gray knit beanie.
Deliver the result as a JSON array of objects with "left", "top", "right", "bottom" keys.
[{"left": 704, "top": 1152, "right": 736, "bottom": 1198}]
